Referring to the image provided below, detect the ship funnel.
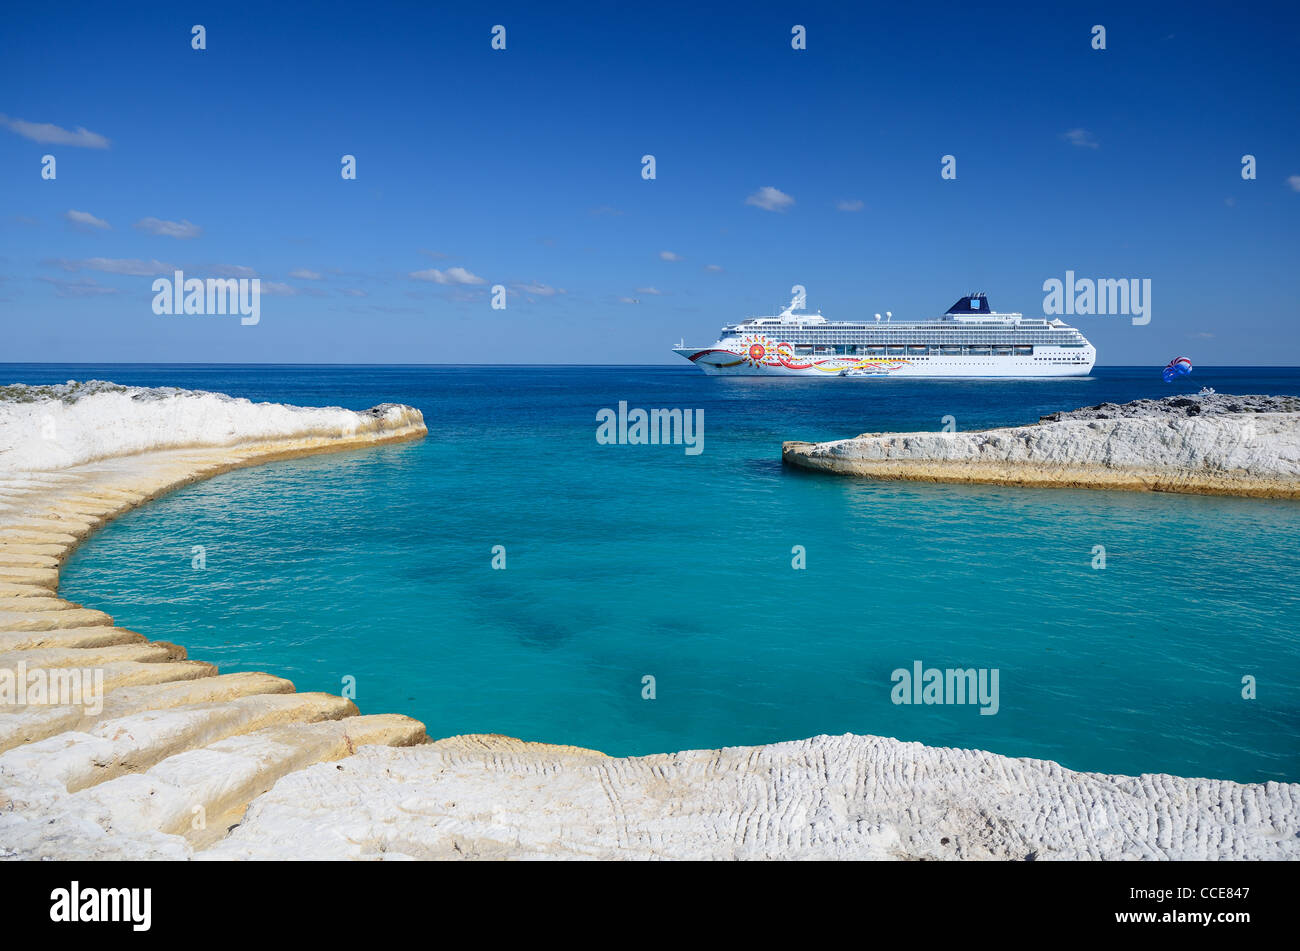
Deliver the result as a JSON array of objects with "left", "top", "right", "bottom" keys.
[{"left": 945, "top": 293, "right": 991, "bottom": 315}]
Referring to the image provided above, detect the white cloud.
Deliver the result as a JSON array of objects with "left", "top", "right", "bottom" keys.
[
  {"left": 835, "top": 199, "right": 865, "bottom": 212},
  {"left": 259, "top": 281, "right": 297, "bottom": 296},
  {"left": 745, "top": 186, "right": 795, "bottom": 212},
  {"left": 1287, "top": 175, "right": 1300, "bottom": 192},
  {"left": 635, "top": 286, "right": 664, "bottom": 295},
  {"left": 289, "top": 268, "right": 323, "bottom": 280},
  {"left": 704, "top": 264, "right": 724, "bottom": 272},
  {"left": 341, "top": 288, "right": 367, "bottom": 297},
  {"left": 134, "top": 217, "right": 201, "bottom": 239},
  {"left": 659, "top": 250, "right": 682, "bottom": 261},
  {"left": 618, "top": 297, "right": 639, "bottom": 304},
  {"left": 49, "top": 257, "right": 173, "bottom": 276},
  {"left": 1, "top": 114, "right": 110, "bottom": 149},
  {"left": 419, "top": 249, "right": 449, "bottom": 259},
  {"left": 39, "top": 276, "right": 120, "bottom": 297},
  {"left": 212, "top": 264, "right": 258, "bottom": 278},
  {"left": 1061, "top": 128, "right": 1100, "bottom": 149},
  {"left": 512, "top": 281, "right": 564, "bottom": 296},
  {"left": 64, "top": 209, "right": 110, "bottom": 230},
  {"left": 409, "top": 266, "right": 486, "bottom": 285}
]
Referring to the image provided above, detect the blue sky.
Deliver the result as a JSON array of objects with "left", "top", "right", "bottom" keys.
[{"left": 2, "top": 0, "right": 1298, "bottom": 365}]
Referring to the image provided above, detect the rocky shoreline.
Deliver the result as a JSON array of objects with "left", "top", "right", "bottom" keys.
[
  {"left": 783, "top": 394, "right": 1300, "bottom": 498},
  {"left": 1038, "top": 392, "right": 1300, "bottom": 421},
  {"left": 2, "top": 383, "right": 1297, "bottom": 860}
]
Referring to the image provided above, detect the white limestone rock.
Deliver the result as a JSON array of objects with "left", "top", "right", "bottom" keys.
[
  {"left": 0, "top": 380, "right": 424, "bottom": 473},
  {"left": 203, "top": 733, "right": 1300, "bottom": 861},
  {"left": 784, "top": 404, "right": 1300, "bottom": 497}
]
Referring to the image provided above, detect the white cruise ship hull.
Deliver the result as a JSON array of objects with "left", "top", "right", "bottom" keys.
[
  {"left": 673, "top": 293, "right": 1096, "bottom": 378},
  {"left": 672, "top": 346, "right": 1095, "bottom": 377}
]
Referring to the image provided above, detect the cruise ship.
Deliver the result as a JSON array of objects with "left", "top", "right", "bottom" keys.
[{"left": 672, "top": 293, "right": 1095, "bottom": 377}]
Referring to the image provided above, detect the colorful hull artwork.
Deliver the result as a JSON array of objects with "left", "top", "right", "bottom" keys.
[{"left": 679, "top": 337, "right": 910, "bottom": 376}]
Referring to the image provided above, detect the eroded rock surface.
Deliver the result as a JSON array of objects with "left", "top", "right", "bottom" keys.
[
  {"left": 0, "top": 384, "right": 428, "bottom": 859},
  {"left": 203, "top": 733, "right": 1300, "bottom": 861},
  {"left": 783, "top": 396, "right": 1300, "bottom": 498},
  {"left": 1040, "top": 393, "right": 1300, "bottom": 422}
]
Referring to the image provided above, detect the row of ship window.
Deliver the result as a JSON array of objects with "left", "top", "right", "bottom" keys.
[
  {"left": 735, "top": 336, "right": 1082, "bottom": 345},
  {"left": 784, "top": 345, "right": 1046, "bottom": 356}
]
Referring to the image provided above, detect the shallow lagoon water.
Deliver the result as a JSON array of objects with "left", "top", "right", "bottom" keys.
[{"left": 11, "top": 364, "right": 1298, "bottom": 783}]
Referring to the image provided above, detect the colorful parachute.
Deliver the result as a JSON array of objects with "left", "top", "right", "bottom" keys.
[{"left": 1162, "top": 356, "right": 1193, "bottom": 383}]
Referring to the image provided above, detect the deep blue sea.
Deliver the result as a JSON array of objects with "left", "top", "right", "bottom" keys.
[{"left": 7, "top": 364, "right": 1299, "bottom": 783}]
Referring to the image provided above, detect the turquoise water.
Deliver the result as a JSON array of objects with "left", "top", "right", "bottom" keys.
[{"left": 10, "top": 365, "right": 1299, "bottom": 783}]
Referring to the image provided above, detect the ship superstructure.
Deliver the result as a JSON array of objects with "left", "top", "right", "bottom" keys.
[{"left": 672, "top": 293, "right": 1095, "bottom": 377}]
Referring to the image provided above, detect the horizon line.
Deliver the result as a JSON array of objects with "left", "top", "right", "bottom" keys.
[{"left": 4, "top": 363, "right": 1299, "bottom": 370}]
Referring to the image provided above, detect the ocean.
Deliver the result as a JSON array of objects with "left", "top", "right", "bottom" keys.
[{"left": 8, "top": 364, "right": 1299, "bottom": 783}]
